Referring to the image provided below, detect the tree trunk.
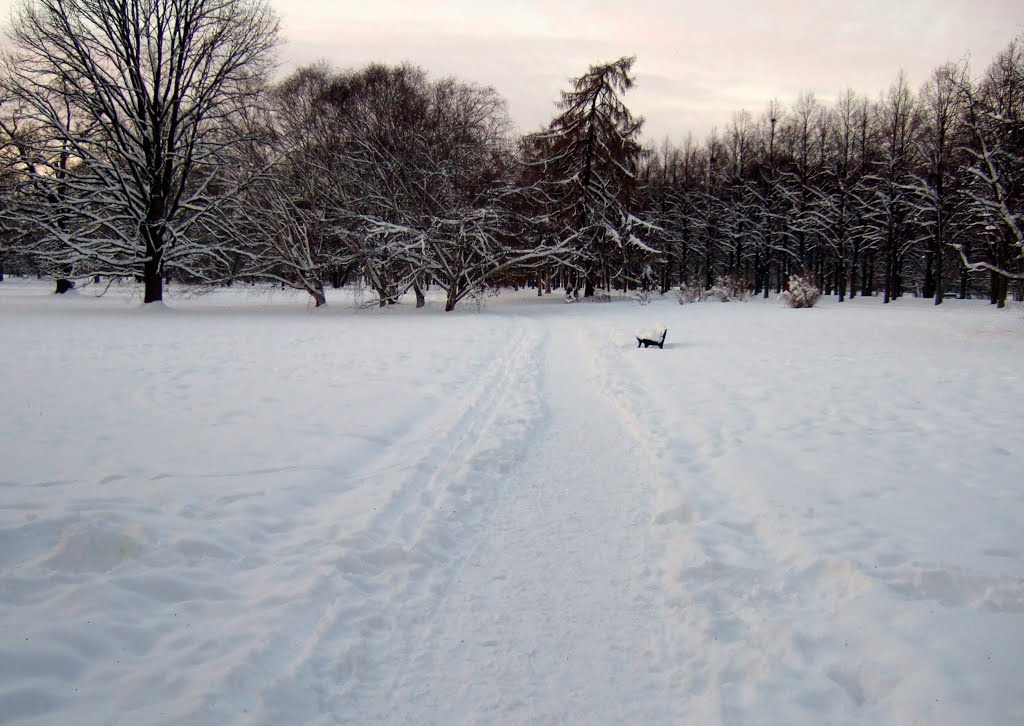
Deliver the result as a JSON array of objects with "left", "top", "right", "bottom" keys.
[
  {"left": 414, "top": 281, "right": 426, "bottom": 308},
  {"left": 144, "top": 271, "right": 163, "bottom": 303},
  {"left": 922, "top": 252, "right": 935, "bottom": 299},
  {"left": 883, "top": 242, "right": 893, "bottom": 304},
  {"left": 143, "top": 203, "right": 165, "bottom": 304},
  {"left": 311, "top": 286, "right": 327, "bottom": 307},
  {"left": 849, "top": 247, "right": 858, "bottom": 299},
  {"left": 55, "top": 263, "right": 74, "bottom": 294}
]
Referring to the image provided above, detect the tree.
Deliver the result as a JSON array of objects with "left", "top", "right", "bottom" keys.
[
  {"left": 327, "top": 64, "right": 561, "bottom": 311},
  {"left": 0, "top": 81, "right": 87, "bottom": 292},
  {"left": 864, "top": 73, "right": 922, "bottom": 303},
  {"left": 956, "top": 37, "right": 1024, "bottom": 306},
  {"left": 1, "top": 0, "right": 279, "bottom": 303},
  {"left": 223, "top": 63, "right": 354, "bottom": 307},
  {"left": 750, "top": 101, "right": 794, "bottom": 297},
  {"left": 783, "top": 92, "right": 825, "bottom": 274},
  {"left": 911, "top": 62, "right": 970, "bottom": 304},
  {"left": 261, "top": 62, "right": 570, "bottom": 312},
  {"left": 690, "top": 130, "right": 727, "bottom": 290},
  {"left": 808, "top": 90, "right": 867, "bottom": 301},
  {"left": 528, "top": 56, "right": 649, "bottom": 297}
]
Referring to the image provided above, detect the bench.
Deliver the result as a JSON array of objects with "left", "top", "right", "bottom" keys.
[{"left": 636, "top": 327, "right": 667, "bottom": 349}]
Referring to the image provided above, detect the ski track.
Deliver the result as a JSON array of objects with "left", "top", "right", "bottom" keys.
[
  {"left": 232, "top": 320, "right": 549, "bottom": 725},
  {"left": 347, "top": 320, "right": 675, "bottom": 724},
  {"left": 3, "top": 288, "right": 1023, "bottom": 726},
  {"left": 208, "top": 309, "right": 1023, "bottom": 725},
  {"left": 587, "top": 314, "right": 1023, "bottom": 725},
  {"left": 234, "top": 314, "right": 703, "bottom": 724}
]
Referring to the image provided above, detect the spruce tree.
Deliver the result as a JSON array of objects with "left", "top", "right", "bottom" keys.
[{"left": 527, "top": 56, "right": 648, "bottom": 296}]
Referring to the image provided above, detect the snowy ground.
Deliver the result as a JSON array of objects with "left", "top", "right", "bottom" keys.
[{"left": 1, "top": 280, "right": 1022, "bottom": 725}]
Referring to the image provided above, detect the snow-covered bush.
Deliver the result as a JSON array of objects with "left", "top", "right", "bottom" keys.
[
  {"left": 677, "top": 283, "right": 703, "bottom": 304},
  {"left": 707, "top": 274, "right": 753, "bottom": 302},
  {"left": 782, "top": 274, "right": 821, "bottom": 308},
  {"left": 632, "top": 286, "right": 655, "bottom": 305},
  {"left": 677, "top": 275, "right": 752, "bottom": 303}
]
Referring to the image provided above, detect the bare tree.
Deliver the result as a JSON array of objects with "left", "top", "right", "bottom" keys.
[
  {"left": 864, "top": 73, "right": 922, "bottom": 303},
  {"left": 328, "top": 64, "right": 543, "bottom": 310},
  {"left": 0, "top": 82, "right": 88, "bottom": 291},
  {"left": 807, "top": 90, "right": 867, "bottom": 301},
  {"left": 259, "top": 62, "right": 573, "bottom": 312},
  {"left": 783, "top": 92, "right": 825, "bottom": 273},
  {"left": 221, "top": 63, "right": 354, "bottom": 307},
  {"left": 751, "top": 101, "right": 793, "bottom": 296},
  {"left": 911, "top": 62, "right": 970, "bottom": 304},
  {"left": 956, "top": 37, "right": 1024, "bottom": 306},
  {"left": 2, "top": 0, "right": 279, "bottom": 303}
]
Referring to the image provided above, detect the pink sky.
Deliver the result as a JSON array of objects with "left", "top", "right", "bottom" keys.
[
  {"left": 270, "top": 0, "right": 1020, "bottom": 141},
  {"left": 2, "top": 0, "right": 1020, "bottom": 142}
]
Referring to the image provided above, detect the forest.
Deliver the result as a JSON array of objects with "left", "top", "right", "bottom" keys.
[{"left": 0, "top": 0, "right": 1021, "bottom": 311}]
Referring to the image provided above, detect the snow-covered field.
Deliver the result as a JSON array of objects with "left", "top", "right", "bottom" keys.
[{"left": 1, "top": 280, "right": 1022, "bottom": 725}]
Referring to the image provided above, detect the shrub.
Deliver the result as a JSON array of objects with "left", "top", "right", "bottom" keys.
[
  {"left": 677, "top": 283, "right": 703, "bottom": 304},
  {"left": 677, "top": 274, "right": 753, "bottom": 304},
  {"left": 783, "top": 274, "right": 821, "bottom": 308},
  {"left": 707, "top": 274, "right": 753, "bottom": 302},
  {"left": 632, "top": 286, "right": 654, "bottom": 305}
]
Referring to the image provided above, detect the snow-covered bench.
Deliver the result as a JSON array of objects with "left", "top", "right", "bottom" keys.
[{"left": 635, "top": 325, "right": 667, "bottom": 349}]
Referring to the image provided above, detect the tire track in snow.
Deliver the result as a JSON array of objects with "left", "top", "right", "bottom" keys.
[
  {"left": 348, "top": 319, "right": 685, "bottom": 724},
  {"left": 593, "top": 324, "right": 941, "bottom": 723},
  {"left": 569, "top": 323, "right": 739, "bottom": 721},
  {"left": 599, "top": 330, "right": 840, "bottom": 719},
  {"left": 239, "top": 319, "right": 547, "bottom": 725}
]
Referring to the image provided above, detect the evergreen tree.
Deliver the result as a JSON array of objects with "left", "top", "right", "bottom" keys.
[{"left": 527, "top": 56, "right": 649, "bottom": 296}]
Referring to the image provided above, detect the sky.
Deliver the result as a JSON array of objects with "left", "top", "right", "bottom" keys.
[
  {"left": 1, "top": 0, "right": 1021, "bottom": 142},
  {"left": 266, "top": 0, "right": 1021, "bottom": 142}
]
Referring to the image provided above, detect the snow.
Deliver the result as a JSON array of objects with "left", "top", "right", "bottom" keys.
[
  {"left": 635, "top": 323, "right": 667, "bottom": 342},
  {"left": 1, "top": 280, "right": 1023, "bottom": 725}
]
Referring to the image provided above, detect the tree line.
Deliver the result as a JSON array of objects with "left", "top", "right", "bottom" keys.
[{"left": 0, "top": 0, "right": 1021, "bottom": 310}]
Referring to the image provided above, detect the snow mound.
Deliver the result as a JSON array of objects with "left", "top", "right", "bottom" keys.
[
  {"left": 138, "top": 300, "right": 172, "bottom": 313},
  {"left": 43, "top": 524, "right": 144, "bottom": 573}
]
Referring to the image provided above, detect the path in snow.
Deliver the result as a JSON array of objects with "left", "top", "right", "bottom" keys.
[
  {"left": 233, "top": 316, "right": 683, "bottom": 724},
  {"left": 228, "top": 318, "right": 552, "bottom": 725},
  {"left": 267, "top": 305, "right": 1023, "bottom": 725},
  {"left": 342, "top": 319, "right": 675, "bottom": 724}
]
